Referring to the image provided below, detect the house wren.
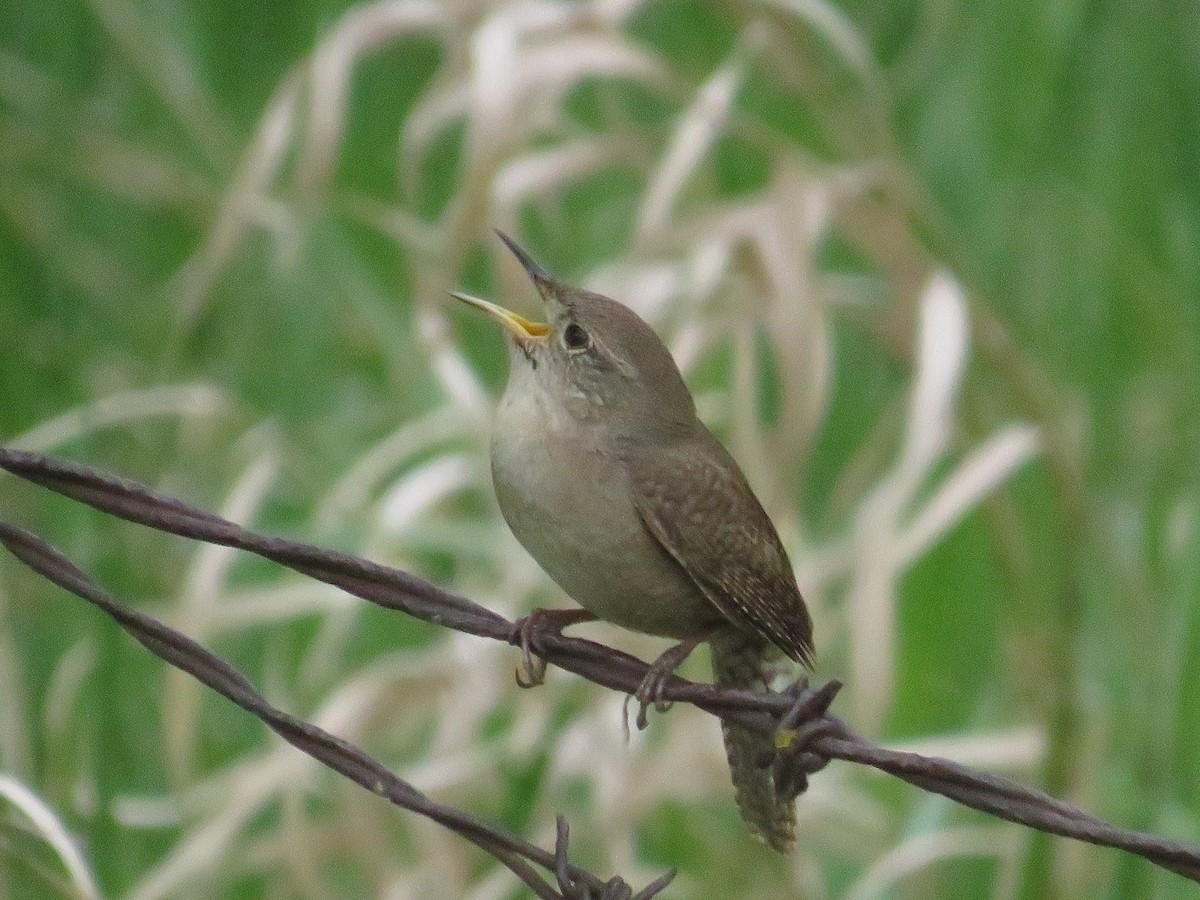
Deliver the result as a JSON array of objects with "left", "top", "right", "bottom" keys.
[{"left": 451, "top": 232, "right": 814, "bottom": 852}]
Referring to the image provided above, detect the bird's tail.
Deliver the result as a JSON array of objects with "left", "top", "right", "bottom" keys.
[{"left": 710, "top": 631, "right": 795, "bottom": 852}]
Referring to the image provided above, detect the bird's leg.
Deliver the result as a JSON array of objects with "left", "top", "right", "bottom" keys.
[
  {"left": 634, "top": 638, "right": 701, "bottom": 729},
  {"left": 510, "top": 608, "right": 597, "bottom": 688}
]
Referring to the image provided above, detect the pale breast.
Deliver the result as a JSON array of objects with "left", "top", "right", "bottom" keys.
[{"left": 489, "top": 382, "right": 720, "bottom": 640}]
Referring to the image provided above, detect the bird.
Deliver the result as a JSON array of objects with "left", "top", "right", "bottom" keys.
[{"left": 449, "top": 231, "right": 814, "bottom": 851}]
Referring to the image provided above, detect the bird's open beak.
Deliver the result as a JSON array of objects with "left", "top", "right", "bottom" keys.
[
  {"left": 448, "top": 231, "right": 558, "bottom": 343},
  {"left": 447, "top": 290, "right": 550, "bottom": 344},
  {"left": 494, "top": 230, "right": 554, "bottom": 292}
]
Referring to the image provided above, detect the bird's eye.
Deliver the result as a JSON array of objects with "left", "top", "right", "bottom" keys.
[{"left": 561, "top": 322, "right": 591, "bottom": 351}]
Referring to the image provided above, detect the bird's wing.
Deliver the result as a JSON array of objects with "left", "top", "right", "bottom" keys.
[{"left": 626, "top": 434, "right": 814, "bottom": 666}]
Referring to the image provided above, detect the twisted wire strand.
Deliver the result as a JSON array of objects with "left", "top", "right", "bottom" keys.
[{"left": 2, "top": 447, "right": 1197, "bottom": 887}]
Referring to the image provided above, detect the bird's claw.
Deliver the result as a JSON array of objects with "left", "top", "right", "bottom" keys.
[
  {"left": 631, "top": 639, "right": 700, "bottom": 730},
  {"left": 634, "top": 668, "right": 674, "bottom": 730},
  {"left": 509, "top": 608, "right": 596, "bottom": 689},
  {"left": 511, "top": 613, "right": 549, "bottom": 688}
]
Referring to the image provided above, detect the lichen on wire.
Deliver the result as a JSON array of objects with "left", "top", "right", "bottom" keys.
[{"left": 2, "top": 445, "right": 1199, "bottom": 890}]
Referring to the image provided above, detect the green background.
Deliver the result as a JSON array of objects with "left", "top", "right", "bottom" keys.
[{"left": 1, "top": 0, "right": 1198, "bottom": 898}]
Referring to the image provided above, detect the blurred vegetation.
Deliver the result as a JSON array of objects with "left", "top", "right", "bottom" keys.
[{"left": 0, "top": 0, "right": 1197, "bottom": 898}]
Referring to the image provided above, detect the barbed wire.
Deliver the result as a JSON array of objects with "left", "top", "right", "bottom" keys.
[{"left": 2, "top": 447, "right": 1199, "bottom": 889}]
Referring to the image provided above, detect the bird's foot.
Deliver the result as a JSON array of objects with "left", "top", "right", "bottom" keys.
[
  {"left": 509, "top": 608, "right": 596, "bottom": 688},
  {"left": 633, "top": 639, "right": 700, "bottom": 729}
]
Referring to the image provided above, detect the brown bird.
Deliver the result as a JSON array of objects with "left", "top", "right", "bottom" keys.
[{"left": 451, "top": 232, "right": 814, "bottom": 851}]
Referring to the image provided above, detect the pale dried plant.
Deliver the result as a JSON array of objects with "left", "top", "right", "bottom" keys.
[
  {"left": 843, "top": 825, "right": 1024, "bottom": 900},
  {"left": 10, "top": 384, "right": 227, "bottom": 454},
  {"left": 841, "top": 275, "right": 1040, "bottom": 734},
  {"left": 0, "top": 773, "right": 102, "bottom": 899},
  {"left": 1, "top": 0, "right": 1052, "bottom": 897}
]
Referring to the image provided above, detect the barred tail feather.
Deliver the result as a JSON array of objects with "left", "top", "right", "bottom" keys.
[{"left": 710, "top": 632, "right": 795, "bottom": 852}]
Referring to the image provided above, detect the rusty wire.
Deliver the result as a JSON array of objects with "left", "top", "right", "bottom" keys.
[{"left": 2, "top": 447, "right": 1198, "bottom": 890}]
